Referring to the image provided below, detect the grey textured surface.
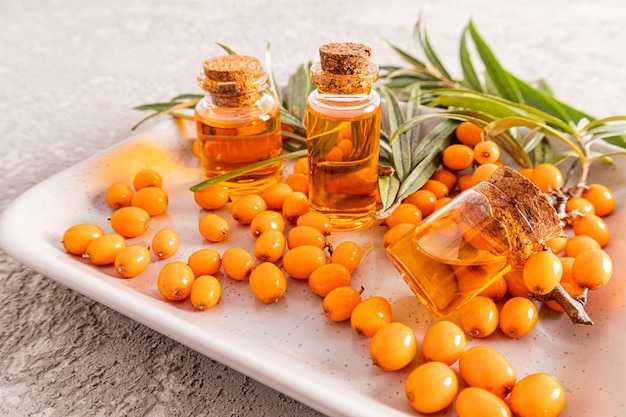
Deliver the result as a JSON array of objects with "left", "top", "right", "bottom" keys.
[{"left": 1, "top": 1, "right": 625, "bottom": 416}]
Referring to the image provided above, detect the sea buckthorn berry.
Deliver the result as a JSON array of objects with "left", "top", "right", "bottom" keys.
[
  {"left": 509, "top": 373, "right": 566, "bottom": 417},
  {"left": 370, "top": 322, "right": 418, "bottom": 371},
  {"left": 442, "top": 143, "right": 474, "bottom": 171},
  {"left": 330, "top": 240, "right": 363, "bottom": 272},
  {"left": 460, "top": 295, "right": 499, "bottom": 337},
  {"left": 230, "top": 194, "right": 267, "bottom": 225},
  {"left": 261, "top": 182, "right": 293, "bottom": 210},
  {"left": 193, "top": 184, "right": 229, "bottom": 210},
  {"left": 383, "top": 203, "right": 422, "bottom": 228},
  {"left": 190, "top": 275, "right": 221, "bottom": 310},
  {"left": 545, "top": 236, "right": 567, "bottom": 255},
  {"left": 478, "top": 277, "right": 508, "bottom": 301},
  {"left": 404, "top": 189, "right": 437, "bottom": 217},
  {"left": 308, "top": 263, "right": 352, "bottom": 297},
  {"left": 198, "top": 213, "right": 230, "bottom": 243},
  {"left": 530, "top": 163, "right": 563, "bottom": 193},
  {"left": 503, "top": 265, "right": 529, "bottom": 298},
  {"left": 151, "top": 227, "right": 180, "bottom": 259},
  {"left": 336, "top": 138, "right": 354, "bottom": 159},
  {"left": 421, "top": 320, "right": 466, "bottom": 366},
  {"left": 253, "top": 229, "right": 286, "bottom": 263},
  {"left": 455, "top": 387, "right": 512, "bottom": 417},
  {"left": 322, "top": 286, "right": 362, "bottom": 322},
  {"left": 455, "top": 262, "right": 508, "bottom": 300},
  {"left": 565, "top": 197, "right": 595, "bottom": 215},
  {"left": 473, "top": 140, "right": 500, "bottom": 165},
  {"left": 110, "top": 206, "right": 150, "bottom": 238},
  {"left": 564, "top": 234, "right": 601, "bottom": 258},
  {"left": 350, "top": 296, "right": 392, "bottom": 338},
  {"left": 581, "top": 183, "right": 616, "bottom": 216},
  {"left": 459, "top": 346, "right": 517, "bottom": 399},
  {"left": 457, "top": 173, "right": 474, "bottom": 192},
  {"left": 518, "top": 167, "right": 534, "bottom": 179},
  {"left": 296, "top": 211, "right": 332, "bottom": 235},
  {"left": 287, "top": 225, "right": 326, "bottom": 249},
  {"left": 131, "top": 186, "right": 168, "bottom": 216},
  {"left": 420, "top": 179, "right": 449, "bottom": 199},
  {"left": 430, "top": 169, "right": 457, "bottom": 192},
  {"left": 571, "top": 248, "right": 613, "bottom": 290},
  {"left": 191, "top": 138, "right": 202, "bottom": 158},
  {"left": 221, "top": 247, "right": 255, "bottom": 281},
  {"left": 157, "top": 261, "right": 195, "bottom": 301},
  {"left": 293, "top": 157, "right": 309, "bottom": 175},
  {"left": 187, "top": 248, "right": 221, "bottom": 277},
  {"left": 471, "top": 162, "right": 499, "bottom": 185},
  {"left": 323, "top": 146, "right": 344, "bottom": 162},
  {"left": 249, "top": 210, "right": 285, "bottom": 238},
  {"left": 383, "top": 222, "right": 415, "bottom": 248},
  {"left": 285, "top": 172, "right": 309, "bottom": 194},
  {"left": 522, "top": 250, "right": 563, "bottom": 295},
  {"left": 63, "top": 223, "right": 104, "bottom": 255},
  {"left": 281, "top": 191, "right": 310, "bottom": 224},
  {"left": 106, "top": 182, "right": 133, "bottom": 210},
  {"left": 572, "top": 213, "right": 610, "bottom": 246},
  {"left": 435, "top": 197, "right": 452, "bottom": 210},
  {"left": 114, "top": 244, "right": 151, "bottom": 278},
  {"left": 249, "top": 262, "right": 287, "bottom": 304},
  {"left": 83, "top": 234, "right": 126, "bottom": 266},
  {"left": 546, "top": 257, "right": 586, "bottom": 312},
  {"left": 282, "top": 245, "right": 326, "bottom": 279},
  {"left": 499, "top": 297, "right": 538, "bottom": 338},
  {"left": 133, "top": 168, "right": 163, "bottom": 191},
  {"left": 455, "top": 121, "right": 486, "bottom": 147},
  {"left": 405, "top": 361, "right": 458, "bottom": 414}
]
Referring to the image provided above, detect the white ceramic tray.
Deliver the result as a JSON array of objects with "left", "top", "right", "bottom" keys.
[{"left": 1, "top": 118, "right": 625, "bottom": 417}]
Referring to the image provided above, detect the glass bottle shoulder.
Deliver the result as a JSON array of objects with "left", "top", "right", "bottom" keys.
[
  {"left": 195, "top": 92, "right": 279, "bottom": 126},
  {"left": 306, "top": 90, "right": 381, "bottom": 121}
]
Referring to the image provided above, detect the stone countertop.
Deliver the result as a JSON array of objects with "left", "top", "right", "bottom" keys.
[{"left": 1, "top": 1, "right": 625, "bottom": 416}]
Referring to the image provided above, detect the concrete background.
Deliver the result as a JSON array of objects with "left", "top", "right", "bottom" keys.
[{"left": 1, "top": 1, "right": 626, "bottom": 416}]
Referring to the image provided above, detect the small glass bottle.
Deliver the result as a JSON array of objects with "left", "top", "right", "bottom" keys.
[
  {"left": 194, "top": 55, "right": 283, "bottom": 196},
  {"left": 305, "top": 42, "right": 381, "bottom": 231},
  {"left": 386, "top": 167, "right": 565, "bottom": 317}
]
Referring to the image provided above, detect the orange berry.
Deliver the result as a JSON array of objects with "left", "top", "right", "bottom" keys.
[
  {"left": 459, "top": 346, "right": 517, "bottom": 399},
  {"left": 421, "top": 320, "right": 466, "bottom": 365},
  {"left": 287, "top": 225, "right": 326, "bottom": 249},
  {"left": 187, "top": 249, "right": 221, "bottom": 277},
  {"left": 330, "top": 240, "right": 362, "bottom": 272},
  {"left": 114, "top": 244, "right": 151, "bottom": 278},
  {"left": 282, "top": 245, "right": 326, "bottom": 279},
  {"left": 151, "top": 227, "right": 180, "bottom": 260},
  {"left": 564, "top": 234, "right": 601, "bottom": 258},
  {"left": 105, "top": 182, "right": 133, "bottom": 210},
  {"left": 249, "top": 210, "right": 285, "bottom": 238},
  {"left": 430, "top": 169, "right": 457, "bottom": 192},
  {"left": 420, "top": 179, "right": 450, "bottom": 199},
  {"left": 221, "top": 247, "right": 255, "bottom": 281},
  {"left": 230, "top": 194, "right": 267, "bottom": 225},
  {"left": 193, "top": 184, "right": 229, "bottom": 210},
  {"left": 457, "top": 173, "right": 474, "bottom": 192},
  {"left": 249, "top": 262, "right": 287, "bottom": 304},
  {"left": 62, "top": 223, "right": 104, "bottom": 255},
  {"left": 455, "top": 121, "right": 486, "bottom": 147},
  {"left": 581, "top": 183, "right": 615, "bottom": 216},
  {"left": 456, "top": 387, "right": 512, "bottom": 417},
  {"left": 434, "top": 197, "right": 452, "bottom": 210},
  {"left": 322, "top": 286, "right": 362, "bottom": 322},
  {"left": 292, "top": 157, "right": 309, "bottom": 175},
  {"left": 131, "top": 186, "right": 168, "bottom": 216},
  {"left": 198, "top": 213, "right": 230, "bottom": 243},
  {"left": 571, "top": 248, "right": 613, "bottom": 290},
  {"left": 509, "top": 373, "right": 566, "bottom": 417},
  {"left": 350, "top": 296, "right": 392, "bottom": 338},
  {"left": 460, "top": 295, "right": 499, "bottom": 338},
  {"left": 370, "top": 322, "right": 418, "bottom": 371},
  {"left": 308, "top": 263, "right": 352, "bottom": 297},
  {"left": 405, "top": 361, "right": 458, "bottom": 414},
  {"left": 404, "top": 189, "right": 437, "bottom": 217},
  {"left": 191, "top": 138, "right": 202, "bottom": 158},
  {"left": 110, "top": 206, "right": 150, "bottom": 238},
  {"left": 382, "top": 222, "right": 415, "bottom": 248},
  {"left": 383, "top": 203, "right": 422, "bottom": 228},
  {"left": 565, "top": 197, "right": 595, "bottom": 216},
  {"left": 522, "top": 251, "right": 563, "bottom": 295},
  {"left": 296, "top": 211, "right": 332, "bottom": 235},
  {"left": 471, "top": 162, "right": 499, "bottom": 185},
  {"left": 530, "top": 163, "right": 563, "bottom": 193},
  {"left": 282, "top": 191, "right": 310, "bottom": 224},
  {"left": 157, "top": 261, "right": 195, "bottom": 301},
  {"left": 545, "top": 236, "right": 567, "bottom": 255},
  {"left": 442, "top": 143, "right": 474, "bottom": 171},
  {"left": 336, "top": 138, "right": 354, "bottom": 159},
  {"left": 499, "top": 297, "right": 539, "bottom": 338},
  {"left": 253, "top": 229, "right": 286, "bottom": 263},
  {"left": 83, "top": 234, "right": 126, "bottom": 266},
  {"left": 190, "top": 275, "right": 221, "bottom": 310},
  {"left": 133, "top": 168, "right": 163, "bottom": 191},
  {"left": 473, "top": 140, "right": 501, "bottom": 164},
  {"left": 261, "top": 182, "right": 293, "bottom": 210},
  {"left": 478, "top": 277, "right": 508, "bottom": 301},
  {"left": 519, "top": 167, "right": 534, "bottom": 179},
  {"left": 572, "top": 213, "right": 610, "bottom": 246},
  {"left": 285, "top": 172, "right": 309, "bottom": 194}
]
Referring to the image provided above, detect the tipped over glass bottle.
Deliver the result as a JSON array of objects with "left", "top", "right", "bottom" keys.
[
  {"left": 194, "top": 55, "right": 283, "bottom": 196},
  {"left": 305, "top": 42, "right": 381, "bottom": 231}
]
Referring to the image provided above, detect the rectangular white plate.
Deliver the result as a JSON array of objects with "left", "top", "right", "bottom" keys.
[{"left": 1, "top": 118, "right": 625, "bottom": 417}]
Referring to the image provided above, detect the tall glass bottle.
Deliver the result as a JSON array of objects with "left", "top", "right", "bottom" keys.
[
  {"left": 305, "top": 42, "right": 381, "bottom": 231},
  {"left": 194, "top": 55, "right": 283, "bottom": 196}
]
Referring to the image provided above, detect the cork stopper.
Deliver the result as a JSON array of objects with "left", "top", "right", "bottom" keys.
[
  {"left": 198, "top": 55, "right": 266, "bottom": 106},
  {"left": 311, "top": 42, "right": 378, "bottom": 95}
]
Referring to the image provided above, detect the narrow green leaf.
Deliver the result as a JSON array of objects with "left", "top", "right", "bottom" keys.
[
  {"left": 131, "top": 98, "right": 200, "bottom": 130},
  {"left": 414, "top": 16, "right": 453, "bottom": 81},
  {"left": 265, "top": 43, "right": 283, "bottom": 105},
  {"left": 588, "top": 149, "right": 626, "bottom": 163},
  {"left": 378, "top": 175, "right": 401, "bottom": 211},
  {"left": 532, "top": 137, "right": 553, "bottom": 165},
  {"left": 380, "top": 38, "right": 426, "bottom": 68},
  {"left": 215, "top": 42, "right": 237, "bottom": 55},
  {"left": 511, "top": 76, "right": 573, "bottom": 124},
  {"left": 379, "top": 85, "right": 410, "bottom": 180},
  {"left": 459, "top": 26, "right": 483, "bottom": 92}
]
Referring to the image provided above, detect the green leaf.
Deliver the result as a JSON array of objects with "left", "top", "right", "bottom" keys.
[
  {"left": 532, "top": 137, "right": 553, "bottom": 165},
  {"left": 379, "top": 38, "right": 426, "bottom": 68},
  {"left": 378, "top": 85, "right": 410, "bottom": 180},
  {"left": 511, "top": 76, "right": 574, "bottom": 124},
  {"left": 459, "top": 27, "right": 483, "bottom": 92},
  {"left": 215, "top": 42, "right": 237, "bottom": 55},
  {"left": 265, "top": 43, "right": 283, "bottom": 105},
  {"left": 377, "top": 175, "right": 401, "bottom": 212},
  {"left": 414, "top": 14, "right": 453, "bottom": 81},
  {"left": 131, "top": 98, "right": 200, "bottom": 130},
  {"left": 285, "top": 62, "right": 314, "bottom": 122}
]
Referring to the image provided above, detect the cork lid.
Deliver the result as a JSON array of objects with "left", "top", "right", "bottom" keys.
[
  {"left": 311, "top": 42, "right": 378, "bottom": 95},
  {"left": 198, "top": 55, "right": 267, "bottom": 106}
]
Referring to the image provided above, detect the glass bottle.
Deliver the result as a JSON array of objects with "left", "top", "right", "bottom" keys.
[
  {"left": 305, "top": 42, "right": 381, "bottom": 231},
  {"left": 386, "top": 167, "right": 565, "bottom": 317},
  {"left": 194, "top": 55, "right": 283, "bottom": 196}
]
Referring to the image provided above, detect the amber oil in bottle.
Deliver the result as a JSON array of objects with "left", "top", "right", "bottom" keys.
[
  {"left": 305, "top": 43, "right": 381, "bottom": 231},
  {"left": 194, "top": 55, "right": 283, "bottom": 196}
]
